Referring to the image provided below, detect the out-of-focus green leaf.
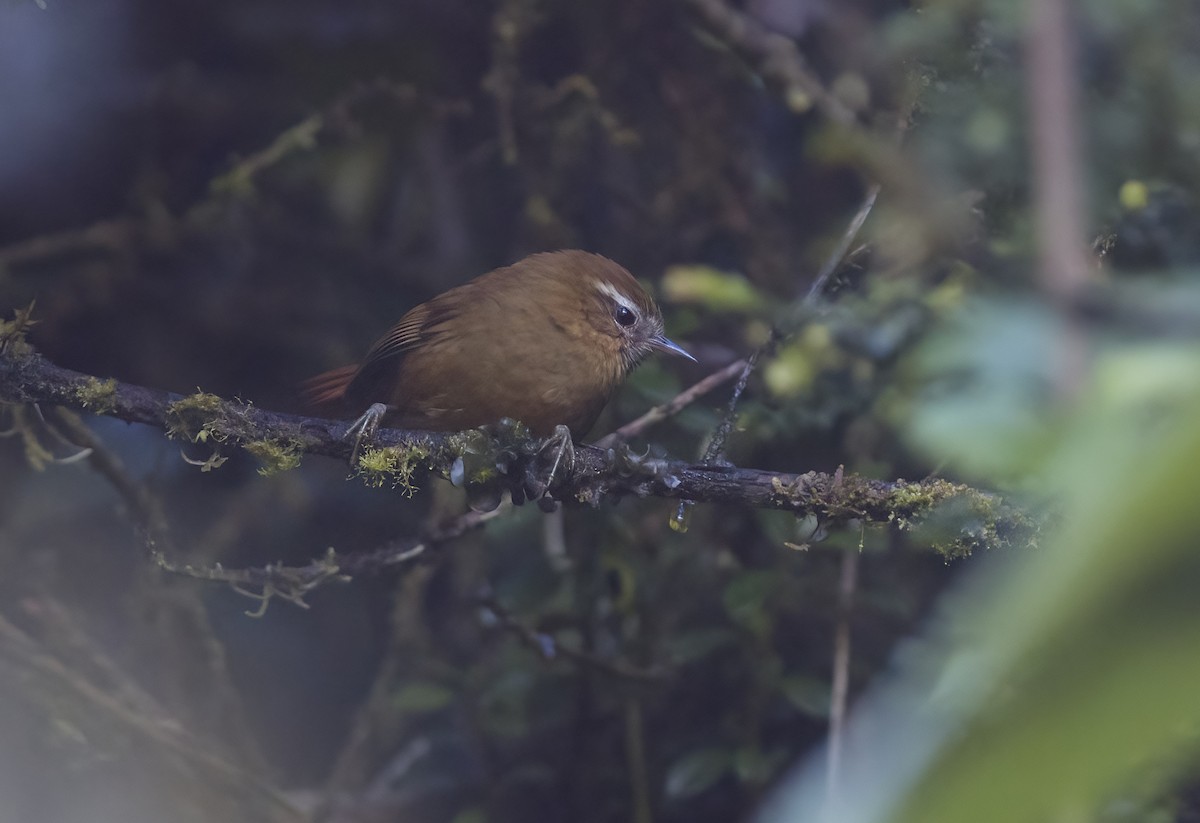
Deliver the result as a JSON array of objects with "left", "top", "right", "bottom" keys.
[
  {"left": 391, "top": 681, "right": 456, "bottom": 713},
  {"left": 478, "top": 669, "right": 535, "bottom": 739},
  {"left": 764, "top": 325, "right": 847, "bottom": 399},
  {"left": 763, "top": 342, "right": 818, "bottom": 398},
  {"left": 661, "top": 265, "right": 767, "bottom": 314},
  {"left": 891, "top": 394, "right": 1200, "bottom": 823},
  {"left": 722, "top": 571, "right": 778, "bottom": 636},
  {"left": 780, "top": 675, "right": 832, "bottom": 719},
  {"left": 668, "top": 628, "right": 739, "bottom": 664},
  {"left": 665, "top": 746, "right": 732, "bottom": 799},
  {"left": 1092, "top": 343, "right": 1200, "bottom": 411},
  {"left": 734, "top": 746, "right": 790, "bottom": 786},
  {"left": 761, "top": 390, "right": 1200, "bottom": 823},
  {"left": 893, "top": 297, "right": 1063, "bottom": 478}
]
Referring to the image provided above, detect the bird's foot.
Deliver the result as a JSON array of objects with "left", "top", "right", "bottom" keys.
[
  {"left": 528, "top": 425, "right": 575, "bottom": 510},
  {"left": 345, "top": 402, "right": 389, "bottom": 465},
  {"left": 542, "top": 425, "right": 576, "bottom": 485}
]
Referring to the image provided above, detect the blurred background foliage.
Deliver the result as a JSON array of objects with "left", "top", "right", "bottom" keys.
[{"left": 1, "top": 0, "right": 1200, "bottom": 822}]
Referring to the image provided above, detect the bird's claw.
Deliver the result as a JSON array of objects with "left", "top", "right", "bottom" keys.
[
  {"left": 345, "top": 402, "right": 389, "bottom": 465},
  {"left": 543, "top": 425, "right": 575, "bottom": 484},
  {"left": 534, "top": 425, "right": 575, "bottom": 505},
  {"left": 603, "top": 441, "right": 652, "bottom": 475}
]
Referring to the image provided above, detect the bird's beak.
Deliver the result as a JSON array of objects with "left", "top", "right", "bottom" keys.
[{"left": 650, "top": 334, "right": 697, "bottom": 362}]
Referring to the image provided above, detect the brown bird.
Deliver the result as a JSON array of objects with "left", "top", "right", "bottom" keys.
[{"left": 306, "top": 250, "right": 694, "bottom": 444}]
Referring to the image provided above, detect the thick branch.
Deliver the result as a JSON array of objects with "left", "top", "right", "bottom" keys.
[{"left": 0, "top": 348, "right": 1038, "bottom": 557}]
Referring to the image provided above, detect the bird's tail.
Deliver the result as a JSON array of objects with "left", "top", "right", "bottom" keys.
[{"left": 302, "top": 364, "right": 359, "bottom": 410}]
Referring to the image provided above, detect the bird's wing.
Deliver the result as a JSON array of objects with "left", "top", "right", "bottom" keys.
[
  {"left": 301, "top": 305, "right": 444, "bottom": 410},
  {"left": 362, "top": 298, "right": 461, "bottom": 363}
]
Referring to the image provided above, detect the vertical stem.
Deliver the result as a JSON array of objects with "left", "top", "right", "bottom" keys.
[
  {"left": 823, "top": 546, "right": 860, "bottom": 820},
  {"left": 625, "top": 697, "right": 653, "bottom": 823},
  {"left": 542, "top": 506, "right": 569, "bottom": 571},
  {"left": 1026, "top": 0, "right": 1092, "bottom": 397}
]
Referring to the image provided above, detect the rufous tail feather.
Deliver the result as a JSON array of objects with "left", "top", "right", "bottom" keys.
[{"left": 302, "top": 364, "right": 358, "bottom": 408}]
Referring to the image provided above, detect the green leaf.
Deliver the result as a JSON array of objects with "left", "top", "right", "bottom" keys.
[
  {"left": 763, "top": 392, "right": 1200, "bottom": 823},
  {"left": 391, "top": 682, "right": 455, "bottom": 713},
  {"left": 478, "top": 669, "right": 534, "bottom": 739},
  {"left": 661, "top": 264, "right": 767, "bottom": 314},
  {"left": 780, "top": 675, "right": 832, "bottom": 719},
  {"left": 895, "top": 298, "right": 1062, "bottom": 478},
  {"left": 665, "top": 746, "right": 732, "bottom": 800},
  {"left": 892, "top": 400, "right": 1200, "bottom": 823},
  {"left": 668, "top": 628, "right": 738, "bottom": 664},
  {"left": 733, "top": 746, "right": 789, "bottom": 786},
  {"left": 722, "top": 570, "right": 778, "bottom": 635}
]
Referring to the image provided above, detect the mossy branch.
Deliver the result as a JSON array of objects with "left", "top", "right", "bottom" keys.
[{"left": 0, "top": 347, "right": 1039, "bottom": 560}]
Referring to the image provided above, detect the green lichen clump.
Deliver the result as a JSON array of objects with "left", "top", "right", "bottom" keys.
[
  {"left": 771, "top": 472, "right": 1039, "bottom": 560},
  {"left": 76, "top": 377, "right": 117, "bottom": 414},
  {"left": 0, "top": 302, "right": 38, "bottom": 356},
  {"left": 445, "top": 429, "right": 505, "bottom": 484},
  {"left": 355, "top": 444, "right": 431, "bottom": 494},
  {"left": 890, "top": 481, "right": 1040, "bottom": 560},
  {"left": 244, "top": 439, "right": 303, "bottom": 476},
  {"left": 887, "top": 479, "right": 970, "bottom": 528},
  {"left": 165, "top": 392, "right": 227, "bottom": 443}
]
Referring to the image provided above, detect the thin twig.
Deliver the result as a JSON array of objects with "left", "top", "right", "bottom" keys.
[
  {"left": 210, "top": 80, "right": 469, "bottom": 196},
  {"left": 600, "top": 182, "right": 882, "bottom": 452},
  {"left": 625, "top": 697, "right": 654, "bottom": 823},
  {"left": 19, "top": 597, "right": 175, "bottom": 723},
  {"left": 478, "top": 595, "right": 668, "bottom": 681},
  {"left": 681, "top": 0, "right": 858, "bottom": 126},
  {"left": 823, "top": 543, "right": 860, "bottom": 818},
  {"left": 45, "top": 407, "right": 173, "bottom": 546},
  {"left": 542, "top": 505, "right": 570, "bottom": 570},
  {"left": 0, "top": 613, "right": 302, "bottom": 822},
  {"left": 482, "top": 0, "right": 541, "bottom": 165},
  {"left": 801, "top": 184, "right": 880, "bottom": 305},
  {"left": 157, "top": 506, "right": 505, "bottom": 608},
  {"left": 698, "top": 348, "right": 761, "bottom": 469},
  {"left": 595, "top": 357, "right": 750, "bottom": 449},
  {"left": 317, "top": 565, "right": 437, "bottom": 820},
  {"left": 669, "top": 182, "right": 883, "bottom": 524},
  {"left": 0, "top": 218, "right": 136, "bottom": 270},
  {"left": 0, "top": 81, "right": 469, "bottom": 274}
]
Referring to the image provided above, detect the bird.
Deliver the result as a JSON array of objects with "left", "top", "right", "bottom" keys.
[{"left": 305, "top": 250, "right": 694, "bottom": 448}]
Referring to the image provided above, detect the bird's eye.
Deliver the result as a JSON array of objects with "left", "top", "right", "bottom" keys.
[{"left": 614, "top": 305, "right": 637, "bottom": 328}]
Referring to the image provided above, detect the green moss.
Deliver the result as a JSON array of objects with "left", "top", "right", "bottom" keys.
[
  {"left": 165, "top": 391, "right": 226, "bottom": 442},
  {"left": 445, "top": 429, "right": 492, "bottom": 457},
  {"left": 905, "top": 484, "right": 1039, "bottom": 560},
  {"left": 244, "top": 439, "right": 303, "bottom": 475},
  {"left": 169, "top": 391, "right": 224, "bottom": 416},
  {"left": 444, "top": 428, "right": 513, "bottom": 483},
  {"left": 355, "top": 444, "right": 431, "bottom": 494},
  {"left": 470, "top": 465, "right": 498, "bottom": 483},
  {"left": 770, "top": 473, "right": 1038, "bottom": 560},
  {"left": 75, "top": 377, "right": 117, "bottom": 414},
  {"left": 0, "top": 302, "right": 37, "bottom": 356},
  {"left": 888, "top": 479, "right": 968, "bottom": 528}
]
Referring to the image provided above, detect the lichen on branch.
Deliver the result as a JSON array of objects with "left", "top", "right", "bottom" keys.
[{"left": 0, "top": 346, "right": 1040, "bottom": 563}]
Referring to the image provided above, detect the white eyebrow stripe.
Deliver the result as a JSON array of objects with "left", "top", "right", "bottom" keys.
[{"left": 593, "top": 280, "right": 638, "bottom": 314}]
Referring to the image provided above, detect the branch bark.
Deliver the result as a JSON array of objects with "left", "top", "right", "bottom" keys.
[{"left": 0, "top": 347, "right": 1038, "bottom": 564}]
